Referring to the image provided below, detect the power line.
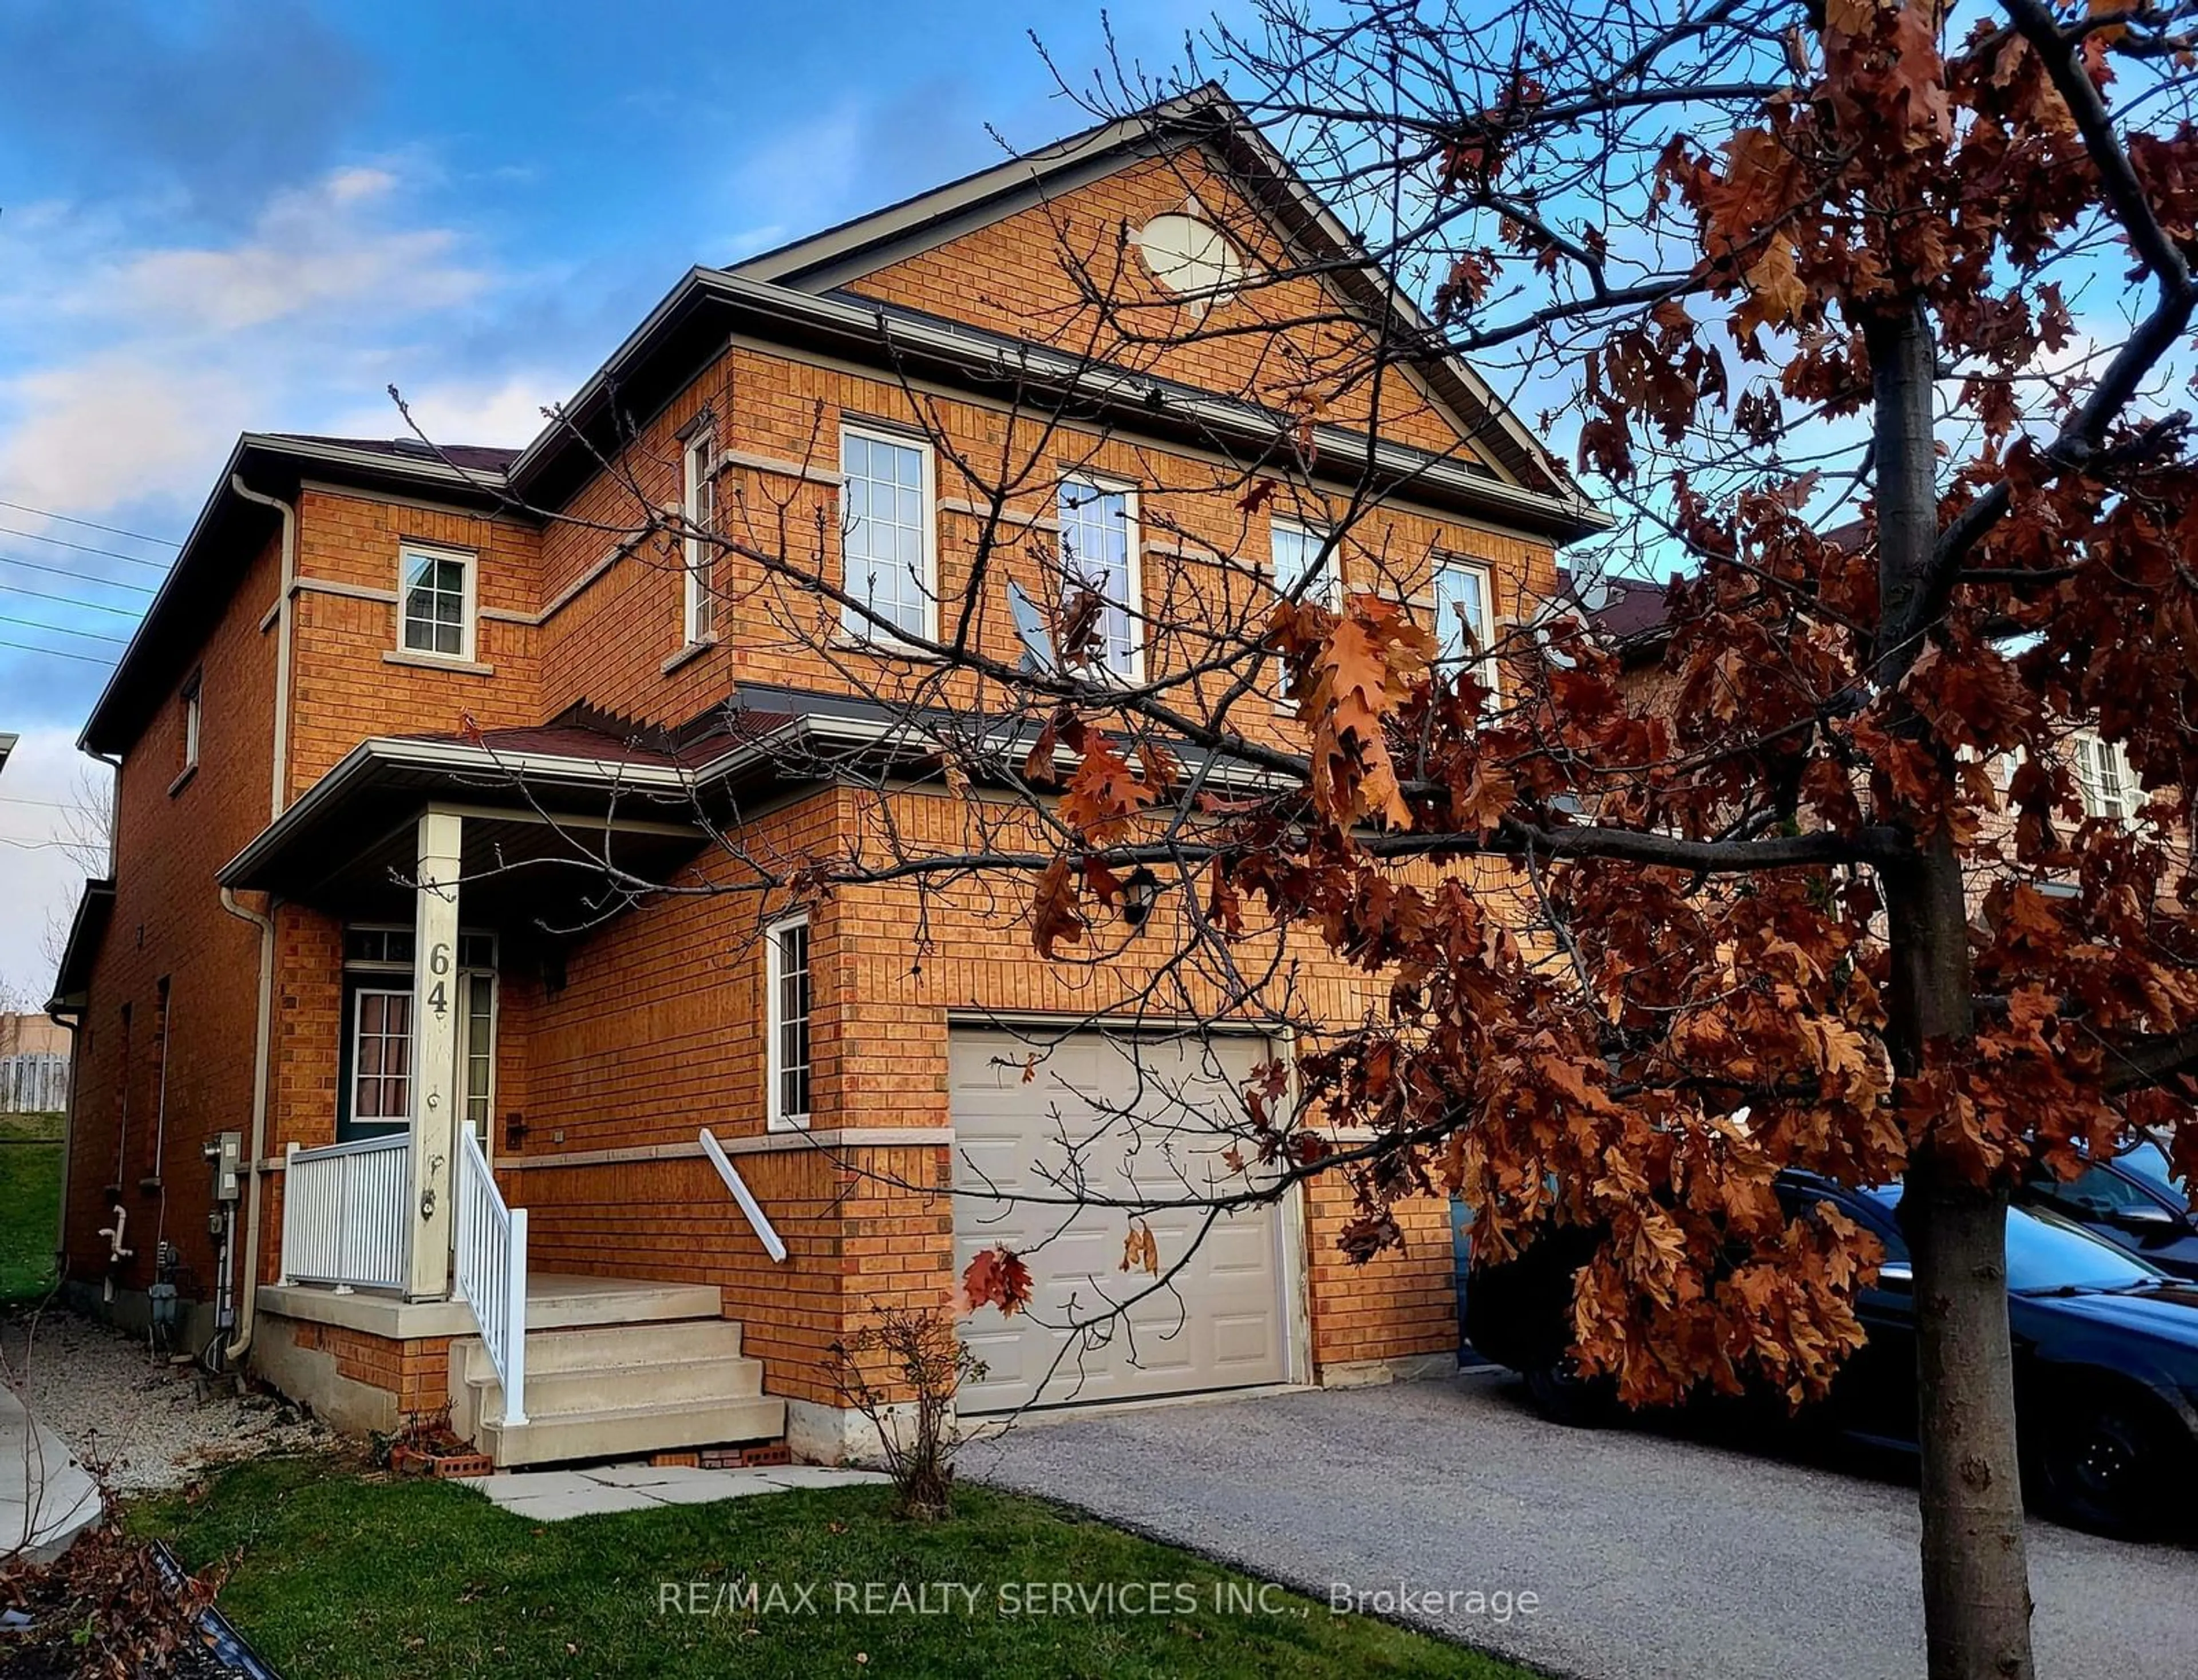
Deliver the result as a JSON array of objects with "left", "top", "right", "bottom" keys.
[
  {"left": 0, "top": 795, "right": 105, "bottom": 813},
  {"left": 0, "top": 554, "right": 159, "bottom": 594},
  {"left": 0, "top": 497, "right": 180, "bottom": 547},
  {"left": 0, "top": 582, "right": 144, "bottom": 618},
  {"left": 0, "top": 612, "right": 128, "bottom": 644},
  {"left": 0, "top": 637, "right": 116, "bottom": 666},
  {"left": 0, "top": 524, "right": 172, "bottom": 571}
]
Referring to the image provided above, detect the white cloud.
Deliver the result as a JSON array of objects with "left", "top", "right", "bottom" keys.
[
  {"left": 102, "top": 169, "right": 487, "bottom": 333},
  {"left": 0, "top": 162, "right": 499, "bottom": 516},
  {"left": 0, "top": 725, "right": 110, "bottom": 998},
  {"left": 0, "top": 351, "right": 254, "bottom": 513},
  {"left": 325, "top": 373, "right": 552, "bottom": 454}
]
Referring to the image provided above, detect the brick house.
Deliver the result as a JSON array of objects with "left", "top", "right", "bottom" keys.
[{"left": 50, "top": 89, "right": 1602, "bottom": 1464}]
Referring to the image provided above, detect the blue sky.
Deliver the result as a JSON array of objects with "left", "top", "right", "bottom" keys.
[{"left": 0, "top": 0, "right": 1233, "bottom": 986}]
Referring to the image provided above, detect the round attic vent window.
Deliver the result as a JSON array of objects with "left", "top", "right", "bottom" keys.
[{"left": 1136, "top": 214, "right": 1244, "bottom": 303}]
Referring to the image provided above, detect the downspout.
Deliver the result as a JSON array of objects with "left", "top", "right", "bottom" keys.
[
  {"left": 229, "top": 475, "right": 295, "bottom": 820},
  {"left": 218, "top": 887, "right": 276, "bottom": 1364},
  {"left": 44, "top": 1003, "right": 80, "bottom": 1297}
]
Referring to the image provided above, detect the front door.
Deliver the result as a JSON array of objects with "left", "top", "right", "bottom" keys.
[{"left": 337, "top": 924, "right": 498, "bottom": 1148}]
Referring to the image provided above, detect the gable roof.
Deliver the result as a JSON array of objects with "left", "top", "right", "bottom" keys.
[
  {"left": 732, "top": 83, "right": 1579, "bottom": 503},
  {"left": 79, "top": 433, "right": 517, "bottom": 757},
  {"left": 82, "top": 90, "right": 1604, "bottom": 762},
  {"left": 504, "top": 265, "right": 1602, "bottom": 536}
]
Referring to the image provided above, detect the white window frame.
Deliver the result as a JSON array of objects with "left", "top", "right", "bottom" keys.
[
  {"left": 2073, "top": 730, "right": 2139, "bottom": 821},
  {"left": 1056, "top": 474, "right": 1144, "bottom": 682},
  {"left": 396, "top": 541, "right": 478, "bottom": 663},
  {"left": 765, "top": 914, "right": 812, "bottom": 1132},
  {"left": 837, "top": 422, "right": 938, "bottom": 647},
  {"left": 1267, "top": 520, "right": 1337, "bottom": 703},
  {"left": 347, "top": 985, "right": 416, "bottom": 1133},
  {"left": 1431, "top": 555, "right": 1499, "bottom": 709},
  {"left": 181, "top": 671, "right": 202, "bottom": 773},
  {"left": 682, "top": 430, "right": 719, "bottom": 647}
]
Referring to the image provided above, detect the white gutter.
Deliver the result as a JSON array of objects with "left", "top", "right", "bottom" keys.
[
  {"left": 217, "top": 888, "right": 277, "bottom": 1365},
  {"left": 228, "top": 476, "right": 296, "bottom": 820},
  {"left": 215, "top": 708, "right": 1291, "bottom": 891}
]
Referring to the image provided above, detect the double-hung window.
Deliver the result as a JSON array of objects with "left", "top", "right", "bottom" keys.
[
  {"left": 766, "top": 915, "right": 812, "bottom": 1130},
  {"left": 2073, "top": 732, "right": 2139, "bottom": 820},
  {"left": 1432, "top": 555, "right": 1497, "bottom": 707},
  {"left": 398, "top": 543, "right": 476, "bottom": 661},
  {"left": 1057, "top": 479, "right": 1140, "bottom": 679},
  {"left": 179, "top": 671, "right": 202, "bottom": 780},
  {"left": 839, "top": 426, "right": 934, "bottom": 643},
  {"left": 683, "top": 432, "right": 718, "bottom": 646},
  {"left": 1268, "top": 521, "right": 1336, "bottom": 698}
]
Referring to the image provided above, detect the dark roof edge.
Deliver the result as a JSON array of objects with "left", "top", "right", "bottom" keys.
[
  {"left": 728, "top": 87, "right": 1220, "bottom": 286},
  {"left": 509, "top": 267, "right": 1608, "bottom": 540},
  {"left": 729, "top": 82, "right": 1578, "bottom": 503},
  {"left": 79, "top": 433, "right": 520, "bottom": 758},
  {"left": 45, "top": 877, "right": 115, "bottom": 1017}
]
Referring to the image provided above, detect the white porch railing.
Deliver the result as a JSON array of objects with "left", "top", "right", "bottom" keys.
[
  {"left": 699, "top": 1127, "right": 789, "bottom": 1262},
  {"left": 454, "top": 1126, "right": 528, "bottom": 1425},
  {"left": 280, "top": 1135, "right": 411, "bottom": 1290}
]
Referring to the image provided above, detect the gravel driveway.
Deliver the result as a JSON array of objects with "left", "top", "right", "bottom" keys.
[{"left": 966, "top": 1370, "right": 2197, "bottom": 1680}]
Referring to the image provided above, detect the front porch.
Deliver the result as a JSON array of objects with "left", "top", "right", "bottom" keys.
[
  {"left": 218, "top": 717, "right": 796, "bottom": 1463},
  {"left": 254, "top": 1270, "right": 784, "bottom": 1465}
]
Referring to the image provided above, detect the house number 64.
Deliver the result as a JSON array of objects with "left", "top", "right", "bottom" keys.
[{"left": 426, "top": 941, "right": 452, "bottom": 1017}]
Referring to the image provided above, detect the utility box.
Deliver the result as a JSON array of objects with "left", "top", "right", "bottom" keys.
[{"left": 205, "top": 1130, "right": 243, "bottom": 1202}]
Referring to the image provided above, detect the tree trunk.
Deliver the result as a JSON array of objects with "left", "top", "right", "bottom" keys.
[
  {"left": 1884, "top": 838, "right": 2035, "bottom": 1680},
  {"left": 1869, "top": 305, "right": 2036, "bottom": 1680}
]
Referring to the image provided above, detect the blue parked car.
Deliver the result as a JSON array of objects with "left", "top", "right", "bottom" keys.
[
  {"left": 2021, "top": 1136, "right": 2198, "bottom": 1281},
  {"left": 1465, "top": 1169, "right": 2198, "bottom": 1538}
]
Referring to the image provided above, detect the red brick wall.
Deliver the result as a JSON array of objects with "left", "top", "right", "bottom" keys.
[
  {"left": 279, "top": 1318, "right": 456, "bottom": 1421},
  {"left": 62, "top": 529, "right": 281, "bottom": 1299},
  {"left": 286, "top": 489, "right": 542, "bottom": 796},
  {"left": 845, "top": 147, "right": 1480, "bottom": 464}
]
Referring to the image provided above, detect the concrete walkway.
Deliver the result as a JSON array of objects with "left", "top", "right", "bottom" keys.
[
  {"left": 469, "top": 1461, "right": 887, "bottom": 1521},
  {"left": 968, "top": 1371, "right": 2198, "bottom": 1680},
  {"left": 1, "top": 1384, "right": 102, "bottom": 1564}
]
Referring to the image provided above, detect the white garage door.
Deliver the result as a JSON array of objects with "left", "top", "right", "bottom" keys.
[{"left": 950, "top": 1027, "right": 1293, "bottom": 1414}]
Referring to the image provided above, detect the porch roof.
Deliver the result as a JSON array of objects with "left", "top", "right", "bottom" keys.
[{"left": 214, "top": 717, "right": 794, "bottom": 920}]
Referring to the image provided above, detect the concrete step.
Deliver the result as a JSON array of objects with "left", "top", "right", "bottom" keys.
[
  {"left": 452, "top": 1318, "right": 744, "bottom": 1387},
  {"left": 475, "top": 1353, "right": 765, "bottom": 1424},
  {"left": 517, "top": 1279, "right": 724, "bottom": 1331},
  {"left": 478, "top": 1394, "right": 788, "bottom": 1469}
]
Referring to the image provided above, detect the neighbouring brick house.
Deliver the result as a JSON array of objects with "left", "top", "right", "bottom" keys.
[{"left": 50, "top": 88, "right": 1603, "bottom": 1464}]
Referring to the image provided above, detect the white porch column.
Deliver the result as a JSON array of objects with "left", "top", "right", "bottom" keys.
[{"left": 405, "top": 808, "right": 463, "bottom": 1300}]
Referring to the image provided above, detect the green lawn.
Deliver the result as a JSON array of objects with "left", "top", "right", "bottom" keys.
[
  {"left": 0, "top": 1112, "right": 63, "bottom": 1305},
  {"left": 132, "top": 1457, "right": 1529, "bottom": 1680}
]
